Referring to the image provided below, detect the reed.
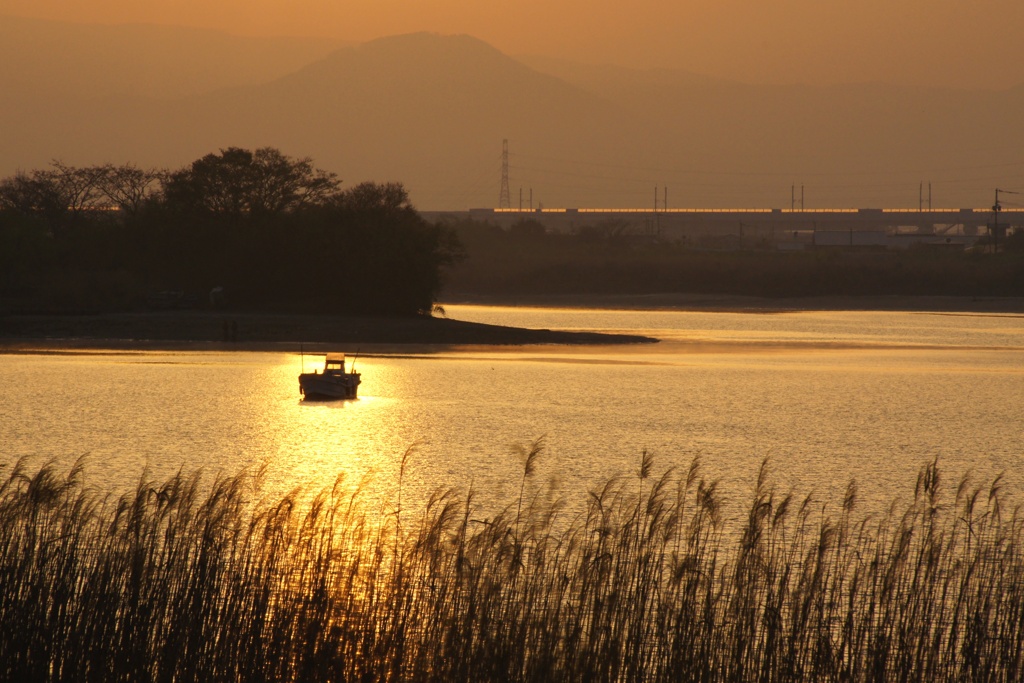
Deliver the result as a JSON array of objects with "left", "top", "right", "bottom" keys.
[{"left": 1, "top": 453, "right": 1022, "bottom": 682}]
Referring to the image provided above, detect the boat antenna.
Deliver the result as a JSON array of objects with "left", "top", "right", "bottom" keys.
[
  {"left": 350, "top": 349, "right": 359, "bottom": 374},
  {"left": 300, "top": 343, "right": 305, "bottom": 374}
]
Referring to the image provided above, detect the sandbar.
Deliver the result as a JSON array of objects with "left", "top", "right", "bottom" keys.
[{"left": 0, "top": 310, "right": 658, "bottom": 352}]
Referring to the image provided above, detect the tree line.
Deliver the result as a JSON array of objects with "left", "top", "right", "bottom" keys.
[
  {"left": 0, "top": 148, "right": 462, "bottom": 315},
  {"left": 443, "top": 216, "right": 1024, "bottom": 300}
]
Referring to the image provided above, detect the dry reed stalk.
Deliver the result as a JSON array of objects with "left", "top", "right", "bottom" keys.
[{"left": 1, "top": 454, "right": 1023, "bottom": 682}]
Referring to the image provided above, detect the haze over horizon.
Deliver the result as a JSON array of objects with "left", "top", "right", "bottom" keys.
[
  {"left": 2, "top": 7, "right": 1024, "bottom": 211},
  {"left": 3, "top": 0, "right": 1024, "bottom": 89}
]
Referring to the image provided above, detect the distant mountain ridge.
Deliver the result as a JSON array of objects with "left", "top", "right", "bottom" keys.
[
  {"left": 2, "top": 18, "right": 1022, "bottom": 210},
  {"left": 167, "top": 32, "right": 647, "bottom": 208},
  {"left": 517, "top": 54, "right": 731, "bottom": 90}
]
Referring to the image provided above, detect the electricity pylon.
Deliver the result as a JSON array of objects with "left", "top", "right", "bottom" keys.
[{"left": 499, "top": 139, "right": 511, "bottom": 209}]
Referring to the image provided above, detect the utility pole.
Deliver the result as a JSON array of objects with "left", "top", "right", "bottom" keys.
[
  {"left": 991, "top": 188, "right": 1020, "bottom": 252},
  {"left": 498, "top": 139, "right": 511, "bottom": 209},
  {"left": 992, "top": 189, "right": 1001, "bottom": 253},
  {"left": 991, "top": 189, "right": 1019, "bottom": 252}
]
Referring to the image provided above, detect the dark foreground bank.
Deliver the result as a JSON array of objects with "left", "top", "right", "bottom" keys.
[
  {"left": 1, "top": 454, "right": 1021, "bottom": 682},
  {"left": 0, "top": 311, "right": 657, "bottom": 348}
]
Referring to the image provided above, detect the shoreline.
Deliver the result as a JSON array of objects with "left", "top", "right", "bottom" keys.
[
  {"left": 442, "top": 293, "right": 1024, "bottom": 314},
  {"left": 0, "top": 310, "right": 658, "bottom": 352},
  {"left": 4, "top": 294, "right": 1023, "bottom": 353}
]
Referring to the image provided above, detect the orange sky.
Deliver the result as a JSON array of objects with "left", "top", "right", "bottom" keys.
[{"left": 3, "top": 0, "right": 1024, "bottom": 88}]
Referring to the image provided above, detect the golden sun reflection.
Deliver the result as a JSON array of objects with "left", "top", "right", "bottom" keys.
[{"left": 254, "top": 354, "right": 417, "bottom": 513}]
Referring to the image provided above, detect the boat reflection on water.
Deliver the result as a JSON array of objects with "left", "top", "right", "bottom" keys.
[{"left": 299, "top": 353, "right": 361, "bottom": 400}]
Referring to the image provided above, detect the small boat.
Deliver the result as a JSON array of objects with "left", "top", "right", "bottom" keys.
[{"left": 299, "top": 353, "right": 361, "bottom": 400}]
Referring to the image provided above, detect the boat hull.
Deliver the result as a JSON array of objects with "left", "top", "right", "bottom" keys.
[{"left": 299, "top": 372, "right": 360, "bottom": 400}]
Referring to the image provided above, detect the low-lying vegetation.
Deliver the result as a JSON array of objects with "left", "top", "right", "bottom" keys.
[
  {"left": 2, "top": 449, "right": 1022, "bottom": 682},
  {"left": 444, "top": 218, "right": 1024, "bottom": 300}
]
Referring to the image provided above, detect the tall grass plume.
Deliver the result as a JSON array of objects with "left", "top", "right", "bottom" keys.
[{"left": 1, "top": 453, "right": 1022, "bottom": 682}]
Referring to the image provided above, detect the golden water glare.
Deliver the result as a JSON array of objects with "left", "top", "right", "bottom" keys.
[{"left": 2, "top": 307, "right": 1023, "bottom": 527}]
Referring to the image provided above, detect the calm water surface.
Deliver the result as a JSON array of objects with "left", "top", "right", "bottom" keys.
[{"left": 2, "top": 306, "right": 1023, "bottom": 524}]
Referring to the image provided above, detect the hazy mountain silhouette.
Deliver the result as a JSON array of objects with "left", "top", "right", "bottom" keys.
[
  {"left": 169, "top": 33, "right": 653, "bottom": 209},
  {"left": 517, "top": 55, "right": 729, "bottom": 91},
  {"left": 3, "top": 21, "right": 1022, "bottom": 210}
]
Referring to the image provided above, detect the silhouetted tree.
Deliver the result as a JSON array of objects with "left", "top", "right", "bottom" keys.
[
  {"left": 48, "top": 161, "right": 107, "bottom": 220},
  {"left": 335, "top": 181, "right": 409, "bottom": 215},
  {"left": 0, "top": 162, "right": 111, "bottom": 234},
  {"left": 0, "top": 171, "right": 63, "bottom": 217},
  {"left": 0, "top": 161, "right": 168, "bottom": 220},
  {"left": 0, "top": 152, "right": 467, "bottom": 315},
  {"left": 163, "top": 147, "right": 340, "bottom": 219},
  {"left": 294, "top": 182, "right": 463, "bottom": 314},
  {"left": 95, "top": 163, "right": 165, "bottom": 216}
]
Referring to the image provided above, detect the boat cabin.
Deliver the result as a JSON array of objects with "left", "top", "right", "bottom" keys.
[{"left": 323, "top": 353, "right": 348, "bottom": 374}]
